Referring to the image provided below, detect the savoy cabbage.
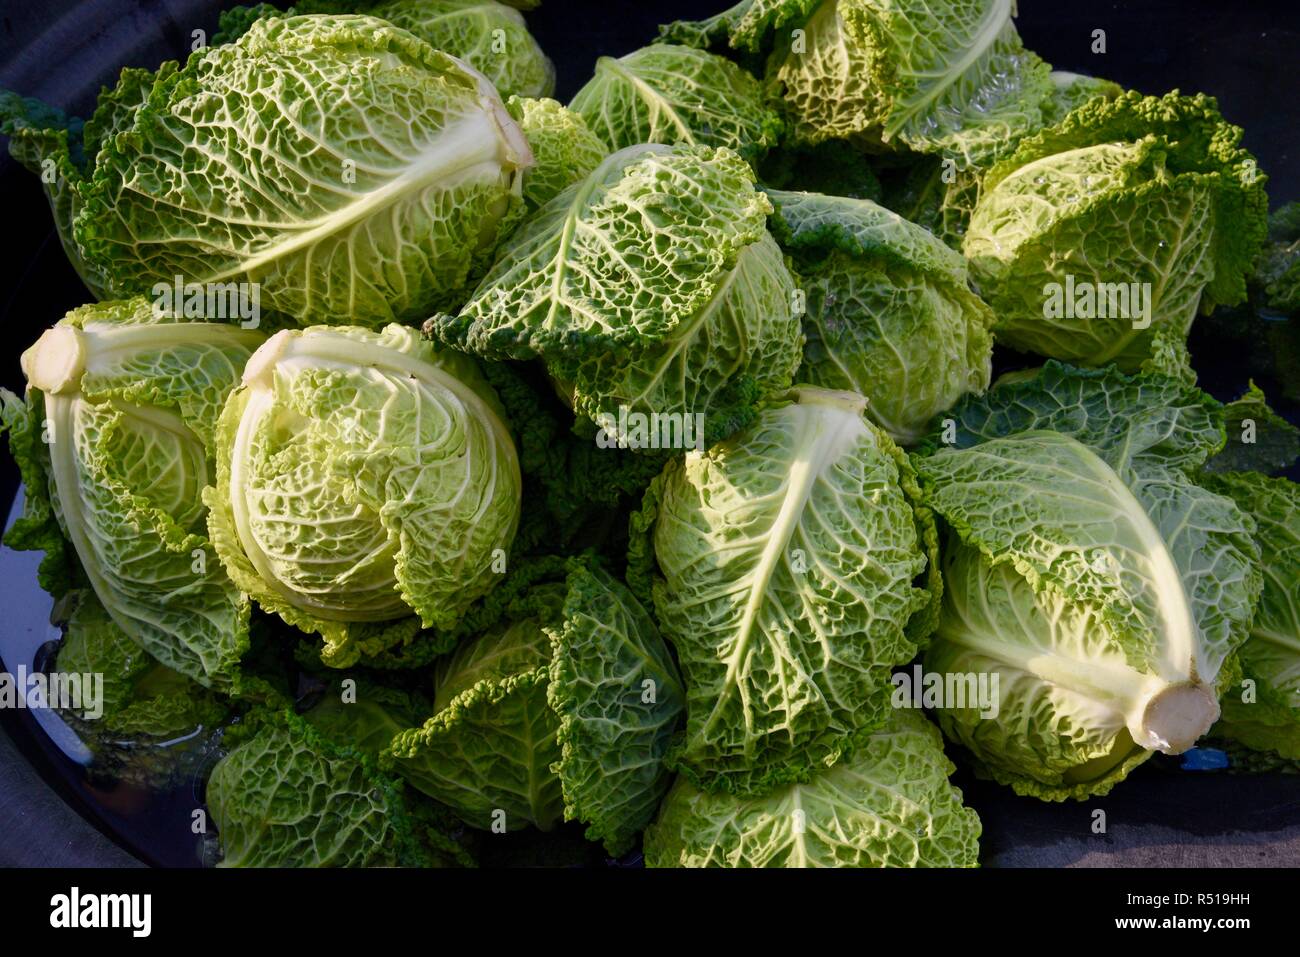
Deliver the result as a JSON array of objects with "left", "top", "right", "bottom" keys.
[
  {"left": 766, "top": 188, "right": 995, "bottom": 444},
  {"left": 216, "top": 0, "right": 556, "bottom": 99},
  {"left": 0, "top": 15, "right": 535, "bottom": 328},
  {"left": 914, "top": 363, "right": 1263, "bottom": 799},
  {"left": 964, "top": 91, "right": 1269, "bottom": 374},
  {"left": 645, "top": 710, "right": 981, "bottom": 867},
  {"left": 2, "top": 299, "right": 263, "bottom": 688},
  {"left": 0, "top": 0, "right": 1293, "bottom": 871},
  {"left": 630, "top": 387, "right": 940, "bottom": 794},
  {"left": 428, "top": 143, "right": 803, "bottom": 445},
  {"left": 205, "top": 323, "right": 522, "bottom": 664}
]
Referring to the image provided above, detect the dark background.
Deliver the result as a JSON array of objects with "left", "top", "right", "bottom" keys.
[{"left": 1, "top": 0, "right": 1298, "bottom": 867}]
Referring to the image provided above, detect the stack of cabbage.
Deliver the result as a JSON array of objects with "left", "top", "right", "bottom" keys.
[{"left": 0, "top": 0, "right": 1295, "bottom": 870}]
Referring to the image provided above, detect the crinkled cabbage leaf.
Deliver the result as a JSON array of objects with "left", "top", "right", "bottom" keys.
[
  {"left": 429, "top": 144, "right": 802, "bottom": 446},
  {"left": 208, "top": 708, "right": 472, "bottom": 867},
  {"left": 914, "top": 362, "right": 1263, "bottom": 799},
  {"left": 569, "top": 43, "right": 781, "bottom": 162},
  {"left": 1, "top": 15, "right": 534, "bottom": 328},
  {"left": 2, "top": 299, "right": 262, "bottom": 688},
  {"left": 631, "top": 387, "right": 938, "bottom": 794},
  {"left": 205, "top": 323, "right": 521, "bottom": 664},
  {"left": 644, "top": 710, "right": 980, "bottom": 867},
  {"left": 1203, "top": 472, "right": 1300, "bottom": 762},
  {"left": 964, "top": 91, "right": 1268, "bottom": 373},
  {"left": 384, "top": 560, "right": 684, "bottom": 854},
  {"left": 217, "top": 1, "right": 555, "bottom": 99},
  {"left": 767, "top": 188, "right": 994, "bottom": 444},
  {"left": 505, "top": 96, "right": 607, "bottom": 211},
  {"left": 665, "top": 0, "right": 1054, "bottom": 163}
]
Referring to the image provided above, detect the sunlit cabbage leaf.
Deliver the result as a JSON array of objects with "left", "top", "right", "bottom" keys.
[
  {"left": 644, "top": 710, "right": 980, "bottom": 867},
  {"left": 767, "top": 188, "right": 994, "bottom": 444},
  {"left": 429, "top": 144, "right": 802, "bottom": 446},
  {"left": 569, "top": 43, "right": 781, "bottom": 162},
  {"left": 2, "top": 299, "right": 262, "bottom": 688},
  {"left": 1, "top": 15, "right": 533, "bottom": 328},
  {"left": 205, "top": 323, "right": 521, "bottom": 665},
  {"left": 914, "top": 362, "right": 1262, "bottom": 799},
  {"left": 630, "top": 388, "right": 938, "bottom": 794}
]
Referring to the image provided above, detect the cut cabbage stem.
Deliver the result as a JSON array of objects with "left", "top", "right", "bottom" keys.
[
  {"left": 22, "top": 325, "right": 85, "bottom": 394},
  {"left": 1140, "top": 680, "right": 1220, "bottom": 754}
]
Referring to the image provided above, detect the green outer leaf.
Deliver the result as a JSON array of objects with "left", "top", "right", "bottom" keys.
[
  {"left": 11, "top": 300, "right": 261, "bottom": 688},
  {"left": 432, "top": 143, "right": 769, "bottom": 353},
  {"left": 1204, "top": 472, "right": 1300, "bottom": 761},
  {"left": 644, "top": 709, "right": 981, "bottom": 867},
  {"left": 384, "top": 557, "right": 683, "bottom": 848},
  {"left": 1041, "top": 71, "right": 1124, "bottom": 128},
  {"left": 218, "top": 1, "right": 555, "bottom": 99},
  {"left": 367, "top": 0, "right": 555, "bottom": 99},
  {"left": 916, "top": 361, "right": 1224, "bottom": 467},
  {"left": 965, "top": 91, "right": 1268, "bottom": 370},
  {"left": 658, "top": 0, "right": 820, "bottom": 54},
  {"left": 213, "top": 3, "right": 300, "bottom": 43},
  {"left": 766, "top": 189, "right": 994, "bottom": 444},
  {"left": 767, "top": 188, "right": 967, "bottom": 281},
  {"left": 763, "top": 0, "right": 1053, "bottom": 157},
  {"left": 569, "top": 44, "right": 782, "bottom": 162},
  {"left": 428, "top": 144, "right": 802, "bottom": 444},
  {"left": 74, "top": 15, "right": 531, "bottom": 328},
  {"left": 205, "top": 324, "right": 522, "bottom": 654},
  {"left": 768, "top": 0, "right": 889, "bottom": 147},
  {"left": 53, "top": 592, "right": 227, "bottom": 739},
  {"left": 847, "top": 0, "right": 1054, "bottom": 163},
  {"left": 914, "top": 362, "right": 1262, "bottom": 799},
  {"left": 547, "top": 562, "right": 685, "bottom": 855},
  {"left": 924, "top": 542, "right": 1158, "bottom": 801},
  {"left": 386, "top": 621, "right": 565, "bottom": 833},
  {"left": 644, "top": 388, "right": 932, "bottom": 794},
  {"left": 506, "top": 96, "right": 606, "bottom": 212},
  {"left": 208, "top": 710, "right": 438, "bottom": 867}
]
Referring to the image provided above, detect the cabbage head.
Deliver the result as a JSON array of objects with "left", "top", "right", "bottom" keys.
[
  {"left": 914, "top": 362, "right": 1263, "bottom": 799},
  {"left": 429, "top": 143, "right": 803, "bottom": 446},
  {"left": 569, "top": 43, "right": 781, "bottom": 162},
  {"left": 1, "top": 299, "right": 263, "bottom": 688},
  {"left": 882, "top": 70, "right": 1122, "bottom": 249},
  {"left": 662, "top": 0, "right": 1054, "bottom": 162},
  {"left": 1203, "top": 472, "right": 1300, "bottom": 763},
  {"left": 209, "top": 703, "right": 473, "bottom": 868},
  {"left": 767, "top": 189, "right": 995, "bottom": 445},
  {"left": 216, "top": 0, "right": 556, "bottom": 100},
  {"left": 630, "top": 387, "right": 939, "bottom": 794},
  {"left": 504, "top": 96, "right": 607, "bottom": 211},
  {"left": 384, "top": 559, "right": 684, "bottom": 855},
  {"left": 964, "top": 91, "right": 1268, "bottom": 374},
  {"left": 644, "top": 709, "right": 980, "bottom": 867},
  {"left": 205, "top": 323, "right": 521, "bottom": 660},
  {"left": 0, "top": 15, "right": 534, "bottom": 328}
]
